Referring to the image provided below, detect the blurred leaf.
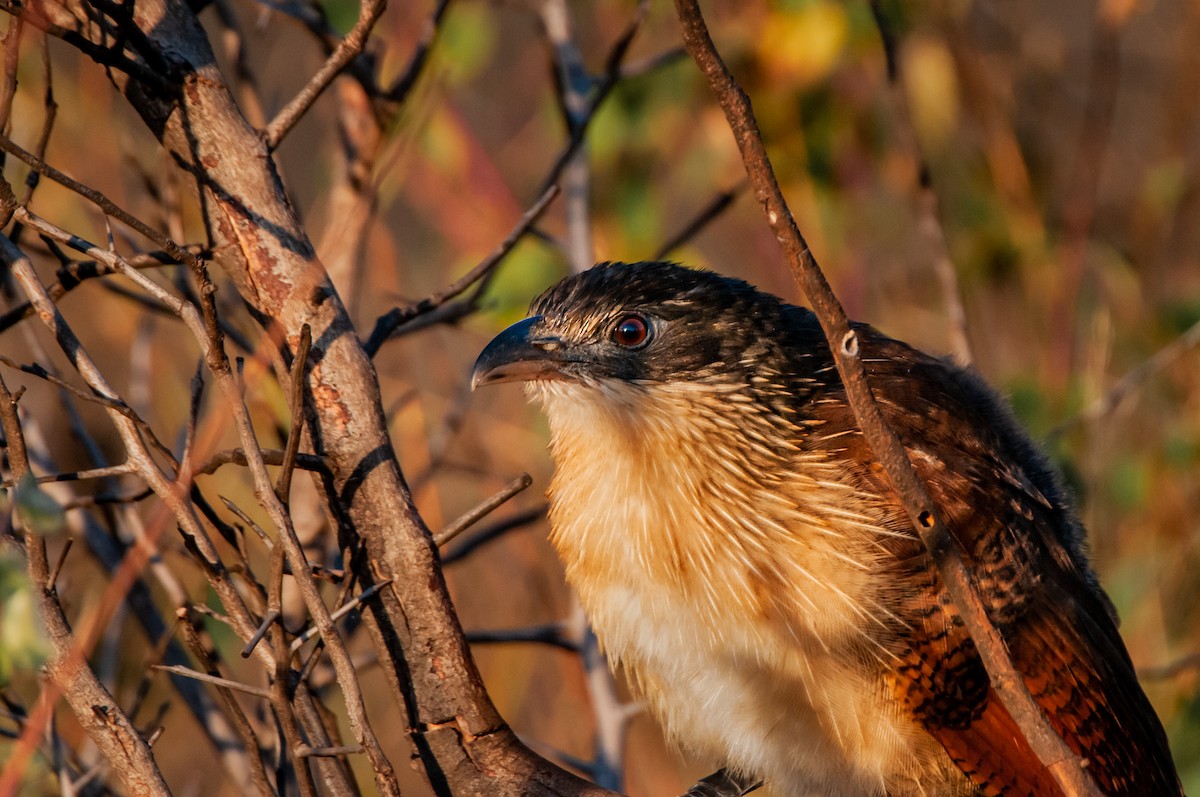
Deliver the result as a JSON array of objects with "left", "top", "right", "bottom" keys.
[
  {"left": 903, "top": 36, "right": 959, "bottom": 150},
  {"left": 1161, "top": 298, "right": 1200, "bottom": 336},
  {"left": 475, "top": 241, "right": 565, "bottom": 329},
  {"left": 14, "top": 473, "right": 64, "bottom": 537},
  {"left": 1109, "top": 455, "right": 1149, "bottom": 511},
  {"left": 421, "top": 107, "right": 470, "bottom": 179},
  {"left": 756, "top": 2, "right": 849, "bottom": 89},
  {"left": 1142, "top": 158, "right": 1188, "bottom": 217},
  {"left": 437, "top": 4, "right": 496, "bottom": 85},
  {"left": 320, "top": 0, "right": 359, "bottom": 36},
  {"left": 1169, "top": 688, "right": 1200, "bottom": 795},
  {"left": 0, "top": 550, "right": 50, "bottom": 686},
  {"left": 1163, "top": 434, "right": 1198, "bottom": 470}
]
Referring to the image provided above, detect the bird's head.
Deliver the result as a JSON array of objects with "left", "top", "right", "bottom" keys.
[{"left": 471, "top": 261, "right": 807, "bottom": 402}]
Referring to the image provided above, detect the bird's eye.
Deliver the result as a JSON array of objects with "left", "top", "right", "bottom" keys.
[{"left": 612, "top": 314, "right": 651, "bottom": 349}]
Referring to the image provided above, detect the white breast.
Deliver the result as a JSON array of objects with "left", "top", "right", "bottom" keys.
[{"left": 529, "top": 379, "right": 956, "bottom": 796}]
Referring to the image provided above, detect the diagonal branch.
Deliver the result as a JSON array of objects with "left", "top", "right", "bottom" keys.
[
  {"left": 264, "top": 0, "right": 387, "bottom": 149},
  {"left": 670, "top": 2, "right": 1101, "bottom": 795}
]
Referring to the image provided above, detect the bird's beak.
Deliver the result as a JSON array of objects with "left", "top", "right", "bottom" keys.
[{"left": 471, "top": 315, "right": 576, "bottom": 390}]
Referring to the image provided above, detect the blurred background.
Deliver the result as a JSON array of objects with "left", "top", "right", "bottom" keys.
[{"left": 2, "top": 0, "right": 1198, "bottom": 794}]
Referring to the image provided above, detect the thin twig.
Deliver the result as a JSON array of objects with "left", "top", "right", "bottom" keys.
[
  {"left": 441, "top": 504, "right": 546, "bottom": 565},
  {"left": 1050, "top": 316, "right": 1200, "bottom": 439},
  {"left": 466, "top": 622, "right": 578, "bottom": 653},
  {"left": 46, "top": 537, "right": 73, "bottom": 590},
  {"left": 1, "top": 463, "right": 135, "bottom": 488},
  {"left": 1138, "top": 652, "right": 1200, "bottom": 681},
  {"left": 382, "top": 0, "right": 452, "bottom": 102},
  {"left": 435, "top": 474, "right": 533, "bottom": 546},
  {"left": 0, "top": 353, "right": 176, "bottom": 466},
  {"left": 151, "top": 666, "right": 273, "bottom": 700},
  {"left": 264, "top": 0, "right": 387, "bottom": 149},
  {"left": 364, "top": 185, "right": 559, "bottom": 356},
  {"left": 289, "top": 579, "right": 392, "bottom": 654},
  {"left": 0, "top": 135, "right": 199, "bottom": 268},
  {"left": 296, "top": 744, "right": 364, "bottom": 758},
  {"left": 0, "top": 369, "right": 171, "bottom": 796},
  {"left": 198, "top": 447, "right": 329, "bottom": 477},
  {"left": 866, "top": 1, "right": 971, "bottom": 365},
  {"left": 275, "top": 324, "right": 312, "bottom": 503},
  {"left": 654, "top": 184, "right": 744, "bottom": 260}
]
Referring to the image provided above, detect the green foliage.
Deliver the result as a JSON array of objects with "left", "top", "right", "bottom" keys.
[
  {"left": 0, "top": 550, "right": 50, "bottom": 687},
  {"left": 14, "top": 473, "right": 64, "bottom": 538}
]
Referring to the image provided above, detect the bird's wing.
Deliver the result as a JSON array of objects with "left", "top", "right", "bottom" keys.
[{"left": 815, "top": 332, "right": 1182, "bottom": 796}]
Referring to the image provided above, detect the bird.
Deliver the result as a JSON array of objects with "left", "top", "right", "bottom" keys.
[{"left": 470, "top": 260, "right": 1182, "bottom": 797}]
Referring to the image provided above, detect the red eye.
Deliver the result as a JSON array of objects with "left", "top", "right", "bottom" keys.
[{"left": 612, "top": 315, "right": 650, "bottom": 348}]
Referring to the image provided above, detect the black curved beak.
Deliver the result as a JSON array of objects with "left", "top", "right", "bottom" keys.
[{"left": 471, "top": 316, "right": 575, "bottom": 390}]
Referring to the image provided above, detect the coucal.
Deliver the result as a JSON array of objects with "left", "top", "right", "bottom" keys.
[{"left": 471, "top": 261, "right": 1182, "bottom": 796}]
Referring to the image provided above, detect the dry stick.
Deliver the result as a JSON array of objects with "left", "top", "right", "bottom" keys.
[
  {"left": 199, "top": 447, "right": 328, "bottom": 477},
  {"left": 23, "top": 379, "right": 257, "bottom": 790},
  {"left": 0, "top": 463, "right": 135, "bottom": 487},
  {"left": 653, "top": 183, "right": 744, "bottom": 260},
  {"left": 152, "top": 665, "right": 274, "bottom": 701},
  {"left": 866, "top": 1, "right": 971, "bottom": 365},
  {"left": 0, "top": 248, "right": 203, "bottom": 336},
  {"left": 535, "top": 2, "right": 647, "bottom": 200},
  {"left": 435, "top": 473, "right": 533, "bottom": 546},
  {"left": 0, "top": 14, "right": 23, "bottom": 129},
  {"left": 275, "top": 323, "right": 312, "bottom": 503},
  {"left": 0, "top": 372, "right": 171, "bottom": 797},
  {"left": 269, "top": 572, "right": 319, "bottom": 797},
  {"left": 0, "top": 351, "right": 177, "bottom": 464},
  {"left": 364, "top": 184, "right": 560, "bottom": 356},
  {"left": 211, "top": 0, "right": 268, "bottom": 129},
  {"left": 670, "top": 3, "right": 1101, "bottom": 796},
  {"left": 466, "top": 622, "right": 578, "bottom": 653},
  {"left": 264, "top": 0, "right": 386, "bottom": 149},
  {"left": 298, "top": 744, "right": 365, "bottom": 758},
  {"left": 242, "top": 546, "right": 286, "bottom": 659},
  {"left": 176, "top": 609, "right": 276, "bottom": 797},
  {"left": 568, "top": 604, "right": 636, "bottom": 792},
  {"left": 1139, "top": 651, "right": 1200, "bottom": 681},
  {"left": 290, "top": 579, "right": 392, "bottom": 654},
  {"left": 0, "top": 134, "right": 199, "bottom": 269},
  {"left": 0, "top": 231, "right": 273, "bottom": 786},
  {"left": 383, "top": 0, "right": 452, "bottom": 101},
  {"left": 19, "top": 33, "right": 56, "bottom": 207},
  {"left": 1049, "top": 314, "right": 1200, "bottom": 440},
  {"left": 440, "top": 503, "right": 546, "bottom": 565},
  {"left": 45, "top": 537, "right": 73, "bottom": 589},
  {"left": 541, "top": 0, "right": 598, "bottom": 273}
]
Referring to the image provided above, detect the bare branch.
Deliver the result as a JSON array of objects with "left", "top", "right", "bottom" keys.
[
  {"left": 365, "top": 184, "right": 560, "bottom": 356},
  {"left": 264, "top": 0, "right": 386, "bottom": 149},
  {"left": 435, "top": 473, "right": 533, "bottom": 546},
  {"left": 151, "top": 666, "right": 274, "bottom": 700}
]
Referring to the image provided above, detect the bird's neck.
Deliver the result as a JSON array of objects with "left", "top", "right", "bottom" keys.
[{"left": 527, "top": 378, "right": 889, "bottom": 653}]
